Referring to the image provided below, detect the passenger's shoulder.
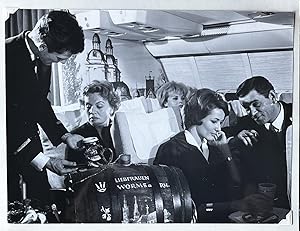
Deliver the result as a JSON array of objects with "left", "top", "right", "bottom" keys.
[{"left": 71, "top": 122, "right": 94, "bottom": 135}]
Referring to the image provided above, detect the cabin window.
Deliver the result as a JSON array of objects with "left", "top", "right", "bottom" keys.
[{"left": 160, "top": 50, "right": 293, "bottom": 93}]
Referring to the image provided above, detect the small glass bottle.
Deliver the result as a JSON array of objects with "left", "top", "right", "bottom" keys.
[
  {"left": 82, "top": 137, "right": 101, "bottom": 162},
  {"left": 122, "top": 195, "right": 129, "bottom": 223},
  {"left": 133, "top": 196, "right": 140, "bottom": 221}
]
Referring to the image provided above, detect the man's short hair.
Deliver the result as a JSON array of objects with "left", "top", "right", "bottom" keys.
[
  {"left": 184, "top": 88, "right": 229, "bottom": 129},
  {"left": 42, "top": 10, "right": 84, "bottom": 54},
  {"left": 236, "top": 76, "right": 274, "bottom": 98}
]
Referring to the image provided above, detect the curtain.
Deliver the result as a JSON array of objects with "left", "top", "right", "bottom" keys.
[{"left": 5, "top": 9, "right": 49, "bottom": 38}]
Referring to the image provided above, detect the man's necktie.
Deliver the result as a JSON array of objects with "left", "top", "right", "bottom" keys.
[{"left": 269, "top": 123, "right": 279, "bottom": 133}]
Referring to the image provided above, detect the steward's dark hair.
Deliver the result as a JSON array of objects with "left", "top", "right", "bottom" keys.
[{"left": 42, "top": 10, "right": 84, "bottom": 54}]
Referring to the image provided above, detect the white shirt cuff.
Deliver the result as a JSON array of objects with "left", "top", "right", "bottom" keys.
[
  {"left": 30, "top": 152, "right": 50, "bottom": 171},
  {"left": 227, "top": 136, "right": 234, "bottom": 142}
]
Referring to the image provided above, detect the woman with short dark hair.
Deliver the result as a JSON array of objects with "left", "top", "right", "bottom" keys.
[{"left": 184, "top": 88, "right": 229, "bottom": 130}]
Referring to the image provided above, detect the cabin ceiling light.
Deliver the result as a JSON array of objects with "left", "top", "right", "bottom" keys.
[
  {"left": 163, "top": 36, "right": 181, "bottom": 40},
  {"left": 125, "top": 24, "right": 135, "bottom": 28},
  {"left": 143, "top": 28, "right": 160, "bottom": 33},
  {"left": 122, "top": 22, "right": 160, "bottom": 34},
  {"left": 86, "top": 33, "right": 107, "bottom": 66},
  {"left": 201, "top": 26, "right": 229, "bottom": 36},
  {"left": 90, "top": 28, "right": 107, "bottom": 33},
  {"left": 248, "top": 12, "right": 275, "bottom": 20},
  {"left": 106, "top": 31, "right": 127, "bottom": 37},
  {"left": 182, "top": 34, "right": 201, "bottom": 38},
  {"left": 91, "top": 29, "right": 126, "bottom": 37}
]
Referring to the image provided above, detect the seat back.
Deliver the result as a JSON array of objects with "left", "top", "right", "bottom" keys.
[
  {"left": 222, "top": 100, "right": 247, "bottom": 128},
  {"left": 117, "top": 96, "right": 148, "bottom": 113},
  {"left": 117, "top": 96, "right": 161, "bottom": 113},
  {"left": 279, "top": 92, "right": 293, "bottom": 104},
  {"left": 112, "top": 107, "right": 183, "bottom": 164}
]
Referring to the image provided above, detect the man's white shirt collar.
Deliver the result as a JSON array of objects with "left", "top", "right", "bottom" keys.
[
  {"left": 24, "top": 31, "right": 36, "bottom": 61},
  {"left": 265, "top": 102, "right": 284, "bottom": 132}
]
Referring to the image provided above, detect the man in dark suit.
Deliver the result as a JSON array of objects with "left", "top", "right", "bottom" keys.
[
  {"left": 225, "top": 76, "right": 292, "bottom": 209},
  {"left": 6, "top": 11, "right": 85, "bottom": 204}
]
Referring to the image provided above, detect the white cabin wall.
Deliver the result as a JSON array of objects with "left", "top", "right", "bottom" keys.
[{"left": 111, "top": 39, "right": 164, "bottom": 91}]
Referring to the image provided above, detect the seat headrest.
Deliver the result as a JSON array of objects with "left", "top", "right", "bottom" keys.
[{"left": 112, "top": 107, "right": 183, "bottom": 164}]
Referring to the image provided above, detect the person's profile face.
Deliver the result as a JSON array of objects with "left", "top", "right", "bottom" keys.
[
  {"left": 239, "top": 89, "right": 276, "bottom": 125},
  {"left": 165, "top": 91, "right": 186, "bottom": 108},
  {"left": 195, "top": 108, "right": 225, "bottom": 141},
  {"left": 39, "top": 49, "right": 72, "bottom": 66},
  {"left": 84, "top": 93, "right": 113, "bottom": 128}
]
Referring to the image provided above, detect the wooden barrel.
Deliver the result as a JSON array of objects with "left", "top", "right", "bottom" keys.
[{"left": 63, "top": 164, "right": 192, "bottom": 223}]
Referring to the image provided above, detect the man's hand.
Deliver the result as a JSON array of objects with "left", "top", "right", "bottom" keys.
[
  {"left": 45, "top": 157, "right": 78, "bottom": 175},
  {"left": 62, "top": 133, "right": 84, "bottom": 150},
  {"left": 237, "top": 129, "right": 259, "bottom": 146}
]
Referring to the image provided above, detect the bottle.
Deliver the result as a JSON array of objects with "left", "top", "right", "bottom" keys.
[
  {"left": 133, "top": 196, "right": 140, "bottom": 221},
  {"left": 82, "top": 137, "right": 101, "bottom": 162},
  {"left": 145, "top": 203, "right": 149, "bottom": 215},
  {"left": 122, "top": 195, "right": 129, "bottom": 223}
]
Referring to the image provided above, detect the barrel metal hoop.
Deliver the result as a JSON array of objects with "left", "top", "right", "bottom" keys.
[
  {"left": 171, "top": 166, "right": 193, "bottom": 222},
  {"left": 161, "top": 165, "right": 183, "bottom": 222},
  {"left": 143, "top": 165, "right": 164, "bottom": 223}
]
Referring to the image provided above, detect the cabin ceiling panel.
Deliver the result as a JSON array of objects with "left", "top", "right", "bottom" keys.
[
  {"left": 203, "top": 29, "right": 293, "bottom": 53},
  {"left": 145, "top": 28, "right": 293, "bottom": 57},
  {"left": 145, "top": 39, "right": 210, "bottom": 57},
  {"left": 71, "top": 10, "right": 294, "bottom": 43},
  {"left": 163, "top": 10, "right": 250, "bottom": 25}
]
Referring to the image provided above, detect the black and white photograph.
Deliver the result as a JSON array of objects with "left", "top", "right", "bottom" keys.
[{"left": 1, "top": 0, "right": 299, "bottom": 231}]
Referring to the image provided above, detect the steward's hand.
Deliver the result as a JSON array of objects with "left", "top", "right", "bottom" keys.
[
  {"left": 45, "top": 157, "right": 78, "bottom": 175},
  {"left": 237, "top": 130, "right": 258, "bottom": 146},
  {"left": 62, "top": 133, "right": 84, "bottom": 150}
]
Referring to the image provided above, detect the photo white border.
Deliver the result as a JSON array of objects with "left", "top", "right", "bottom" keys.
[{"left": 0, "top": 0, "right": 298, "bottom": 231}]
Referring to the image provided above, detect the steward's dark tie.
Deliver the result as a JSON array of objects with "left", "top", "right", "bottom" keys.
[{"left": 269, "top": 123, "right": 279, "bottom": 133}]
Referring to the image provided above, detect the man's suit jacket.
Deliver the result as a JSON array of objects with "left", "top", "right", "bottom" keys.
[
  {"left": 6, "top": 31, "right": 68, "bottom": 164},
  {"left": 224, "top": 102, "right": 292, "bottom": 208}
]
